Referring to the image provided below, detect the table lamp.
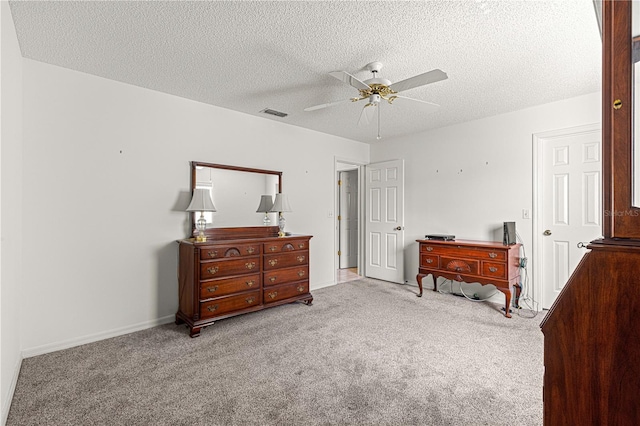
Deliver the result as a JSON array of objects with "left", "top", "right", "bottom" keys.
[
  {"left": 270, "top": 193, "right": 292, "bottom": 237},
  {"left": 256, "top": 195, "right": 274, "bottom": 226},
  {"left": 186, "top": 188, "right": 216, "bottom": 242}
]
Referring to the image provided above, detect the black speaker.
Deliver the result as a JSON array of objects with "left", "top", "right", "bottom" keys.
[{"left": 503, "top": 221, "right": 516, "bottom": 245}]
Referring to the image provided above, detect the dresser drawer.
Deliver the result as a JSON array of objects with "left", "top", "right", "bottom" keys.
[
  {"left": 264, "top": 251, "right": 309, "bottom": 270},
  {"left": 482, "top": 262, "right": 507, "bottom": 279},
  {"left": 264, "top": 239, "right": 309, "bottom": 253},
  {"left": 264, "top": 266, "right": 308, "bottom": 287},
  {"left": 200, "top": 274, "right": 260, "bottom": 299},
  {"left": 264, "top": 282, "right": 309, "bottom": 304},
  {"left": 200, "top": 256, "right": 260, "bottom": 279},
  {"left": 441, "top": 257, "right": 479, "bottom": 275},
  {"left": 420, "top": 254, "right": 439, "bottom": 268},
  {"left": 199, "top": 243, "right": 260, "bottom": 260},
  {"left": 421, "top": 244, "right": 506, "bottom": 261},
  {"left": 200, "top": 290, "right": 261, "bottom": 319}
]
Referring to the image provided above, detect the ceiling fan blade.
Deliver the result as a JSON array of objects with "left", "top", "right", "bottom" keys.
[
  {"left": 329, "top": 71, "right": 371, "bottom": 91},
  {"left": 358, "top": 103, "right": 377, "bottom": 127},
  {"left": 391, "top": 95, "right": 440, "bottom": 114},
  {"left": 304, "top": 98, "right": 353, "bottom": 112},
  {"left": 388, "top": 69, "right": 448, "bottom": 93}
]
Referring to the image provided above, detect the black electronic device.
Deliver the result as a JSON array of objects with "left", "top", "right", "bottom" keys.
[
  {"left": 425, "top": 234, "right": 455, "bottom": 241},
  {"left": 503, "top": 221, "right": 516, "bottom": 245}
]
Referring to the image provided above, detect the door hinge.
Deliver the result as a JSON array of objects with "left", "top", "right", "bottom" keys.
[
  {"left": 338, "top": 250, "right": 342, "bottom": 256},
  {"left": 338, "top": 179, "right": 342, "bottom": 186},
  {"left": 338, "top": 215, "right": 342, "bottom": 220}
]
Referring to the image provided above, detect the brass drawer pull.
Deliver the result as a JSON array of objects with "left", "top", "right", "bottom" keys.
[
  {"left": 246, "top": 296, "right": 256, "bottom": 304},
  {"left": 206, "top": 266, "right": 219, "bottom": 275},
  {"left": 206, "top": 285, "right": 219, "bottom": 293},
  {"left": 245, "top": 262, "right": 256, "bottom": 270},
  {"left": 267, "top": 291, "right": 278, "bottom": 300},
  {"left": 489, "top": 252, "right": 497, "bottom": 259},
  {"left": 246, "top": 247, "right": 255, "bottom": 254},
  {"left": 426, "top": 246, "right": 433, "bottom": 252},
  {"left": 455, "top": 267, "right": 463, "bottom": 272},
  {"left": 269, "top": 246, "right": 277, "bottom": 252},
  {"left": 269, "top": 277, "right": 276, "bottom": 283},
  {"left": 426, "top": 259, "right": 433, "bottom": 264},
  {"left": 297, "top": 285, "right": 305, "bottom": 293},
  {"left": 246, "top": 280, "right": 255, "bottom": 287},
  {"left": 269, "top": 259, "right": 278, "bottom": 267},
  {"left": 207, "top": 250, "right": 218, "bottom": 258},
  {"left": 206, "top": 304, "right": 219, "bottom": 313},
  {"left": 296, "top": 255, "right": 305, "bottom": 263},
  {"left": 489, "top": 267, "right": 498, "bottom": 273},
  {"left": 297, "top": 270, "right": 305, "bottom": 277},
  {"left": 298, "top": 243, "right": 305, "bottom": 249}
]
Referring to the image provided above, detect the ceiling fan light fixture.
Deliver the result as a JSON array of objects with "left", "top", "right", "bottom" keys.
[
  {"left": 364, "top": 77, "right": 392, "bottom": 87},
  {"left": 304, "top": 61, "right": 447, "bottom": 141}
]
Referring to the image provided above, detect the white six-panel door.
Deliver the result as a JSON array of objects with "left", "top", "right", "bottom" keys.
[
  {"left": 365, "top": 160, "right": 404, "bottom": 283},
  {"left": 539, "top": 125, "right": 602, "bottom": 309}
]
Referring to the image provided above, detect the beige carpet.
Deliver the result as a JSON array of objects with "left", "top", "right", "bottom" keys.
[{"left": 7, "top": 278, "right": 544, "bottom": 425}]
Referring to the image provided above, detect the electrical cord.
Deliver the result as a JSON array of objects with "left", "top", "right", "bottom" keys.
[
  {"left": 438, "top": 277, "right": 499, "bottom": 302},
  {"left": 515, "top": 231, "right": 539, "bottom": 318},
  {"left": 459, "top": 281, "right": 499, "bottom": 302}
]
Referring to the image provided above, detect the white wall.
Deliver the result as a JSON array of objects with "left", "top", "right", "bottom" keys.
[
  {"left": 370, "top": 92, "right": 601, "bottom": 304},
  {"left": 21, "top": 59, "right": 369, "bottom": 356},
  {"left": 1, "top": 2, "right": 23, "bottom": 423}
]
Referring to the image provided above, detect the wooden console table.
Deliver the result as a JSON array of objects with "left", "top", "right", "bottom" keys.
[{"left": 416, "top": 239, "right": 521, "bottom": 317}]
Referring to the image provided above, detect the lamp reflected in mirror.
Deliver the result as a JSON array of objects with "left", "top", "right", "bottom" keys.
[
  {"left": 186, "top": 188, "right": 217, "bottom": 242},
  {"left": 270, "top": 193, "right": 292, "bottom": 237},
  {"left": 256, "top": 195, "right": 274, "bottom": 226}
]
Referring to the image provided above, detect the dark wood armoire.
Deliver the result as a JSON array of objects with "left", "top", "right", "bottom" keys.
[{"left": 540, "top": 1, "right": 640, "bottom": 424}]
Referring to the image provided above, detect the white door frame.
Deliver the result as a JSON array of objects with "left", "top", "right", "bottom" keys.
[
  {"left": 334, "top": 157, "right": 366, "bottom": 283},
  {"left": 532, "top": 122, "right": 601, "bottom": 308}
]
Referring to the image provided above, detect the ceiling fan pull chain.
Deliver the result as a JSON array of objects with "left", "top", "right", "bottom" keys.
[{"left": 377, "top": 102, "right": 381, "bottom": 140}]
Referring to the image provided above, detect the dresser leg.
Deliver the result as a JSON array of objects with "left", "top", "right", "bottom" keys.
[
  {"left": 416, "top": 274, "right": 425, "bottom": 297},
  {"left": 513, "top": 283, "right": 522, "bottom": 309},
  {"left": 189, "top": 327, "right": 202, "bottom": 338},
  {"left": 301, "top": 295, "right": 313, "bottom": 306},
  {"left": 498, "top": 288, "right": 513, "bottom": 318},
  {"left": 175, "top": 315, "right": 185, "bottom": 326}
]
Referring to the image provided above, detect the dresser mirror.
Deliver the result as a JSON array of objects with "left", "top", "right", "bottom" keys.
[{"left": 190, "top": 161, "right": 282, "bottom": 233}]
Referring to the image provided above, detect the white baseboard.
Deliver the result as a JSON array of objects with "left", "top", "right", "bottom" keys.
[
  {"left": 21, "top": 315, "right": 176, "bottom": 359},
  {"left": 2, "top": 355, "right": 23, "bottom": 426},
  {"left": 311, "top": 280, "right": 338, "bottom": 291}
]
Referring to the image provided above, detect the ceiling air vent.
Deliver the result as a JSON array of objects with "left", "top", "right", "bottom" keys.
[{"left": 261, "top": 108, "right": 288, "bottom": 118}]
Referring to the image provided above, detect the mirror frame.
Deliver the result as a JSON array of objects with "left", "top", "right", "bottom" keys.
[{"left": 189, "top": 161, "right": 283, "bottom": 237}]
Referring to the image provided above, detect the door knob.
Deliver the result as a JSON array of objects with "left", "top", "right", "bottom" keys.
[
  {"left": 394, "top": 226, "right": 404, "bottom": 231},
  {"left": 543, "top": 229, "right": 552, "bottom": 236}
]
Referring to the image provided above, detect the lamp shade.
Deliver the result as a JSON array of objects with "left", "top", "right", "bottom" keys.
[
  {"left": 270, "top": 193, "right": 292, "bottom": 213},
  {"left": 186, "top": 188, "right": 216, "bottom": 212},
  {"left": 256, "top": 195, "right": 274, "bottom": 213}
]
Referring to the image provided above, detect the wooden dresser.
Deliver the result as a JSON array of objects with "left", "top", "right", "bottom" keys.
[
  {"left": 176, "top": 226, "right": 312, "bottom": 337},
  {"left": 416, "top": 239, "right": 521, "bottom": 317}
]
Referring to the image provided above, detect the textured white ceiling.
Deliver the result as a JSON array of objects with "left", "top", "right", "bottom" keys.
[{"left": 8, "top": 0, "right": 601, "bottom": 144}]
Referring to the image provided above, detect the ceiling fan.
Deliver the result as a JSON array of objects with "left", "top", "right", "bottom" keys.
[{"left": 304, "top": 61, "right": 448, "bottom": 139}]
